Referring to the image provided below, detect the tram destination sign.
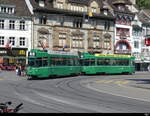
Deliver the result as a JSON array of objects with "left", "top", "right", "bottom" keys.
[{"left": 48, "top": 50, "right": 78, "bottom": 56}]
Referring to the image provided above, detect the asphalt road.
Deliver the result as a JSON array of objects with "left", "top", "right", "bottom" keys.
[{"left": 0, "top": 71, "right": 150, "bottom": 113}]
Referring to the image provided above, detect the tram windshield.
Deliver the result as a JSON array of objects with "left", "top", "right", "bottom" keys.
[{"left": 28, "top": 58, "right": 48, "bottom": 67}]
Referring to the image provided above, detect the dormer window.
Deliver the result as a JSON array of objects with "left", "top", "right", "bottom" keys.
[
  {"left": 57, "top": 2, "right": 63, "bottom": 9},
  {"left": 104, "top": 10, "right": 108, "bottom": 15},
  {"left": 91, "top": 7, "right": 97, "bottom": 13},
  {"left": 8, "top": 7, "right": 13, "bottom": 14},
  {"left": 39, "top": 0, "right": 45, "bottom": 7},
  {"left": 1, "top": 7, "right": 6, "bottom": 13},
  {"left": 117, "top": 4, "right": 125, "bottom": 11},
  {"left": 0, "top": 5, "right": 15, "bottom": 14}
]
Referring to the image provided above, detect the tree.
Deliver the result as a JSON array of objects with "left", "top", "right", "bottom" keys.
[{"left": 136, "top": 0, "right": 150, "bottom": 9}]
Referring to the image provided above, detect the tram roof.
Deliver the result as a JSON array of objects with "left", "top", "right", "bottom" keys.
[
  {"left": 29, "top": 49, "right": 79, "bottom": 57},
  {"left": 81, "top": 53, "right": 135, "bottom": 59}
]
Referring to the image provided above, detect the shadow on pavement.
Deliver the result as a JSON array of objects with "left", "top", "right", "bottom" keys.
[
  {"left": 126, "top": 79, "right": 150, "bottom": 84},
  {"left": 28, "top": 75, "right": 79, "bottom": 81}
]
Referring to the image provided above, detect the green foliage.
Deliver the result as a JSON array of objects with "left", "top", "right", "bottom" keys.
[{"left": 136, "top": 0, "right": 150, "bottom": 9}]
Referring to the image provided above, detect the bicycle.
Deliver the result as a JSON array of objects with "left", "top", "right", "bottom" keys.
[{"left": 0, "top": 101, "right": 23, "bottom": 113}]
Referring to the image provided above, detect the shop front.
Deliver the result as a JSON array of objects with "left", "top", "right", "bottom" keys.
[{"left": 0, "top": 48, "right": 27, "bottom": 70}]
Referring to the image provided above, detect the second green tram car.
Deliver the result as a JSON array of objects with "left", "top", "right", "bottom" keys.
[
  {"left": 80, "top": 52, "right": 135, "bottom": 75},
  {"left": 26, "top": 49, "right": 81, "bottom": 79}
]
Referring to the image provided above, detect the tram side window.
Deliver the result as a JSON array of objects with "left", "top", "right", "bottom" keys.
[
  {"left": 82, "top": 59, "right": 95, "bottom": 66},
  {"left": 54, "top": 58, "right": 62, "bottom": 66},
  {"left": 115, "top": 59, "right": 129, "bottom": 66},
  {"left": 83, "top": 59, "right": 90, "bottom": 66},
  {"left": 74, "top": 58, "right": 80, "bottom": 66},
  {"left": 97, "top": 59, "right": 105, "bottom": 65},
  {"left": 90, "top": 59, "right": 95, "bottom": 66},
  {"left": 110, "top": 59, "right": 116, "bottom": 66},
  {"left": 122, "top": 59, "right": 129, "bottom": 66},
  {"left": 50, "top": 57, "right": 55, "bottom": 66},
  {"left": 105, "top": 59, "right": 111, "bottom": 65},
  {"left": 36, "top": 58, "right": 42, "bottom": 67},
  {"left": 50, "top": 57, "right": 67, "bottom": 66},
  {"left": 42, "top": 58, "right": 48, "bottom": 66}
]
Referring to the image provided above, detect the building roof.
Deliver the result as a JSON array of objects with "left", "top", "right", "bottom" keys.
[
  {"left": 107, "top": 0, "right": 134, "bottom": 15},
  {"left": 0, "top": 0, "right": 32, "bottom": 18},
  {"left": 30, "top": 0, "right": 114, "bottom": 20},
  {"left": 138, "top": 9, "right": 150, "bottom": 25}
]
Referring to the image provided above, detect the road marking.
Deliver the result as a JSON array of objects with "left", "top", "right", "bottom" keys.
[
  {"left": 86, "top": 83, "right": 150, "bottom": 103},
  {"left": 96, "top": 80, "right": 107, "bottom": 83},
  {"left": 33, "top": 90, "right": 107, "bottom": 112},
  {"left": 104, "top": 80, "right": 114, "bottom": 83},
  {"left": 0, "top": 77, "right": 4, "bottom": 80},
  {"left": 95, "top": 80, "right": 129, "bottom": 85},
  {"left": 118, "top": 83, "right": 150, "bottom": 93},
  {"left": 120, "top": 81, "right": 130, "bottom": 85},
  {"left": 114, "top": 81, "right": 123, "bottom": 84}
]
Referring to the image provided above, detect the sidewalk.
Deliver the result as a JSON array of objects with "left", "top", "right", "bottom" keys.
[{"left": 0, "top": 71, "right": 27, "bottom": 81}]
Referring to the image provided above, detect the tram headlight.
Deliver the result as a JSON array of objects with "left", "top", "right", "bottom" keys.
[{"left": 29, "top": 52, "right": 36, "bottom": 56}]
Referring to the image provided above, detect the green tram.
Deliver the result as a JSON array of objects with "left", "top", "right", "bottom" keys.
[
  {"left": 80, "top": 52, "right": 135, "bottom": 75},
  {"left": 26, "top": 49, "right": 81, "bottom": 79}
]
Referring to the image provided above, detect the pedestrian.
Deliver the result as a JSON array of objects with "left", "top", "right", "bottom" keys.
[
  {"left": 15, "top": 66, "right": 19, "bottom": 75},
  {"left": 18, "top": 66, "right": 21, "bottom": 76},
  {"left": 147, "top": 65, "right": 150, "bottom": 72}
]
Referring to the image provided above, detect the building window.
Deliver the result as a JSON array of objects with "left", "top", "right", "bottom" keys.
[
  {"left": 93, "top": 35, "right": 100, "bottom": 48},
  {"left": 39, "top": 16, "right": 47, "bottom": 24},
  {"left": 73, "top": 19, "right": 83, "bottom": 28},
  {"left": 59, "top": 33, "right": 66, "bottom": 47},
  {"left": 8, "top": 7, "right": 13, "bottom": 14},
  {"left": 134, "top": 41, "right": 139, "bottom": 48},
  {"left": 57, "top": 2, "right": 63, "bottom": 9},
  {"left": 72, "top": 40, "right": 83, "bottom": 48},
  {"left": 1, "top": 7, "right": 7, "bottom": 13},
  {"left": 71, "top": 5, "right": 73, "bottom": 11},
  {"left": 9, "top": 37, "right": 15, "bottom": 46},
  {"left": 116, "top": 28, "right": 130, "bottom": 37},
  {"left": 0, "top": 20, "right": 4, "bottom": 29},
  {"left": 20, "top": 37, "right": 25, "bottom": 46},
  {"left": 91, "top": 7, "right": 96, "bottom": 13},
  {"left": 39, "top": 0, "right": 45, "bottom": 7},
  {"left": 93, "top": 41, "right": 99, "bottom": 48},
  {"left": 1, "top": 6, "right": 14, "bottom": 14},
  {"left": 9, "top": 20, "right": 15, "bottom": 30},
  {"left": 118, "top": 5, "right": 125, "bottom": 11},
  {"left": 20, "top": 21, "right": 25, "bottom": 30},
  {"left": 59, "top": 17, "right": 64, "bottom": 26},
  {"left": 104, "top": 38, "right": 111, "bottom": 49},
  {"left": 72, "top": 36, "right": 83, "bottom": 48},
  {"left": 104, "top": 21, "right": 110, "bottom": 30},
  {"left": 104, "top": 10, "right": 108, "bottom": 15},
  {"left": 0, "top": 36, "right": 4, "bottom": 45},
  {"left": 91, "top": 20, "right": 97, "bottom": 29}
]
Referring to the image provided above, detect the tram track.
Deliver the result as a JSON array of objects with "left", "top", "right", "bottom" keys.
[
  {"left": 12, "top": 80, "right": 65, "bottom": 113},
  {"left": 1, "top": 73, "right": 150, "bottom": 112}
]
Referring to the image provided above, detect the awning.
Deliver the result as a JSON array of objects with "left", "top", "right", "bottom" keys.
[{"left": 2, "top": 56, "right": 27, "bottom": 59}]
